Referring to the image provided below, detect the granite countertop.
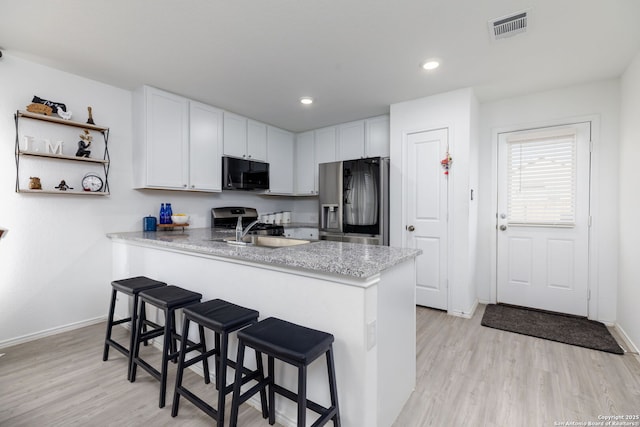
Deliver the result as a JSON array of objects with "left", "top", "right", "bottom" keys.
[{"left": 107, "top": 228, "right": 420, "bottom": 280}]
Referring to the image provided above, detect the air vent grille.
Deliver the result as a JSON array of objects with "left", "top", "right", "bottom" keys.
[{"left": 489, "top": 11, "right": 528, "bottom": 40}]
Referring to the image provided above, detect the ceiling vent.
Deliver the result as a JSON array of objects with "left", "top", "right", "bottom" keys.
[{"left": 489, "top": 10, "right": 529, "bottom": 40}]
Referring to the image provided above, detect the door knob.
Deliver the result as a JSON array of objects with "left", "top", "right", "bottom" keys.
[
  {"left": 407, "top": 225, "right": 415, "bottom": 232},
  {"left": 499, "top": 225, "right": 507, "bottom": 231}
]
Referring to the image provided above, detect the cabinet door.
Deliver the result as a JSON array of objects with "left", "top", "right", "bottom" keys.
[
  {"left": 365, "top": 115, "right": 390, "bottom": 158},
  {"left": 295, "top": 131, "right": 316, "bottom": 194},
  {"left": 337, "top": 120, "right": 365, "bottom": 160},
  {"left": 223, "top": 112, "right": 247, "bottom": 158},
  {"left": 189, "top": 101, "right": 223, "bottom": 191},
  {"left": 315, "top": 127, "right": 337, "bottom": 165},
  {"left": 267, "top": 126, "right": 294, "bottom": 194},
  {"left": 146, "top": 88, "right": 189, "bottom": 188},
  {"left": 247, "top": 119, "right": 268, "bottom": 161}
]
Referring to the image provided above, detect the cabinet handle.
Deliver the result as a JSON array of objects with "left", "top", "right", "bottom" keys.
[{"left": 183, "top": 184, "right": 187, "bottom": 188}]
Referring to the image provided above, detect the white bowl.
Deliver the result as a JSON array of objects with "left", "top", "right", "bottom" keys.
[{"left": 171, "top": 214, "right": 189, "bottom": 225}]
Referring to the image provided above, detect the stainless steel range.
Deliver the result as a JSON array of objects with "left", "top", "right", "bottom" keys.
[{"left": 211, "top": 207, "right": 284, "bottom": 236}]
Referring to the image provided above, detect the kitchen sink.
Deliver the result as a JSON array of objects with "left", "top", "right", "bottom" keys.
[{"left": 223, "top": 235, "right": 311, "bottom": 248}]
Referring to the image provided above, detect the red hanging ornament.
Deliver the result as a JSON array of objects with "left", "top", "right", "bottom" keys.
[{"left": 440, "top": 152, "right": 452, "bottom": 175}]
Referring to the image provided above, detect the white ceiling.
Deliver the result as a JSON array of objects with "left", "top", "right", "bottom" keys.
[{"left": 1, "top": 0, "right": 639, "bottom": 132}]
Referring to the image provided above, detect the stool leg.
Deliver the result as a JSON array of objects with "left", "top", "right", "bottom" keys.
[
  {"left": 229, "top": 341, "right": 246, "bottom": 427},
  {"left": 255, "top": 350, "right": 269, "bottom": 419},
  {"left": 129, "top": 300, "right": 146, "bottom": 382},
  {"left": 268, "top": 356, "right": 275, "bottom": 425},
  {"left": 159, "top": 307, "right": 172, "bottom": 408},
  {"left": 102, "top": 288, "right": 118, "bottom": 361},
  {"left": 198, "top": 324, "right": 211, "bottom": 384},
  {"left": 297, "top": 365, "right": 307, "bottom": 427},
  {"left": 170, "top": 310, "right": 178, "bottom": 363},
  {"left": 214, "top": 332, "right": 222, "bottom": 390},
  {"left": 171, "top": 316, "right": 191, "bottom": 417},
  {"left": 326, "top": 347, "right": 341, "bottom": 426},
  {"left": 216, "top": 331, "right": 229, "bottom": 426},
  {"left": 127, "top": 293, "right": 139, "bottom": 380}
]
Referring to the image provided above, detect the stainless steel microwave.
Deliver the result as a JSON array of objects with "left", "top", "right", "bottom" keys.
[{"left": 222, "top": 156, "right": 269, "bottom": 191}]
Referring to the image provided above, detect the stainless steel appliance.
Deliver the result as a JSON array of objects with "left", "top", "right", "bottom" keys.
[
  {"left": 211, "top": 207, "right": 284, "bottom": 236},
  {"left": 319, "top": 157, "right": 389, "bottom": 245},
  {"left": 222, "top": 156, "right": 269, "bottom": 191}
]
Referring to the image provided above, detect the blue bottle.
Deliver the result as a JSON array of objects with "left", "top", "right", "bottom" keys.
[
  {"left": 159, "top": 203, "right": 167, "bottom": 224},
  {"left": 166, "top": 203, "right": 173, "bottom": 223}
]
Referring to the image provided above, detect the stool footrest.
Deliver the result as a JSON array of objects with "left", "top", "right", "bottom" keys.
[
  {"left": 181, "top": 347, "right": 217, "bottom": 370},
  {"left": 175, "top": 386, "right": 218, "bottom": 419},
  {"left": 235, "top": 377, "right": 270, "bottom": 407},
  {"left": 271, "top": 383, "right": 333, "bottom": 417},
  {"left": 133, "top": 358, "right": 161, "bottom": 382},
  {"left": 111, "top": 317, "right": 131, "bottom": 326},
  {"left": 104, "top": 339, "right": 128, "bottom": 357}
]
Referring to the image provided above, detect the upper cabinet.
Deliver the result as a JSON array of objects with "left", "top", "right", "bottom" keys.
[
  {"left": 266, "top": 126, "right": 294, "bottom": 194},
  {"left": 336, "top": 116, "right": 390, "bottom": 160},
  {"left": 337, "top": 120, "right": 365, "bottom": 160},
  {"left": 294, "top": 131, "right": 316, "bottom": 195},
  {"left": 189, "top": 101, "right": 224, "bottom": 191},
  {"left": 223, "top": 113, "right": 267, "bottom": 161},
  {"left": 133, "top": 86, "right": 223, "bottom": 192},
  {"left": 314, "top": 126, "right": 337, "bottom": 165},
  {"left": 365, "top": 115, "right": 390, "bottom": 158}
]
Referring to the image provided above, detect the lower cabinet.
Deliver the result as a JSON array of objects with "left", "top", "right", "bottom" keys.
[{"left": 133, "top": 86, "right": 223, "bottom": 192}]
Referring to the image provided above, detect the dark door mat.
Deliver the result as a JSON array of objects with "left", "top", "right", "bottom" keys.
[{"left": 481, "top": 304, "right": 624, "bottom": 355}]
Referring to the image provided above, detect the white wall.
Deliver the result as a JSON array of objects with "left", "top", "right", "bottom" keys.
[
  {"left": 0, "top": 55, "right": 302, "bottom": 347},
  {"left": 390, "top": 88, "right": 479, "bottom": 316},
  {"left": 618, "top": 52, "right": 640, "bottom": 351},
  {"left": 478, "top": 79, "right": 621, "bottom": 323}
]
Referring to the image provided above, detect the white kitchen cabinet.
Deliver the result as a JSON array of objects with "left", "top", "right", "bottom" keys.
[
  {"left": 223, "top": 112, "right": 267, "bottom": 161},
  {"left": 365, "top": 115, "right": 390, "bottom": 158},
  {"left": 337, "top": 120, "right": 365, "bottom": 160},
  {"left": 189, "top": 101, "right": 224, "bottom": 191},
  {"left": 294, "top": 131, "right": 316, "bottom": 195},
  {"left": 314, "top": 126, "right": 337, "bottom": 165},
  {"left": 247, "top": 119, "right": 268, "bottom": 161},
  {"left": 133, "top": 85, "right": 222, "bottom": 192},
  {"left": 266, "top": 126, "right": 294, "bottom": 194},
  {"left": 336, "top": 115, "right": 390, "bottom": 160}
]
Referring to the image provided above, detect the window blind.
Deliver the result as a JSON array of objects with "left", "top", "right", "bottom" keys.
[{"left": 506, "top": 130, "right": 577, "bottom": 227}]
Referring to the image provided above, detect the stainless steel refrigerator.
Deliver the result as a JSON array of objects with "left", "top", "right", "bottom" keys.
[{"left": 319, "top": 157, "right": 389, "bottom": 245}]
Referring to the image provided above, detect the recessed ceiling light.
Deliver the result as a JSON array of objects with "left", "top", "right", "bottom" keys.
[
  {"left": 421, "top": 60, "right": 440, "bottom": 71},
  {"left": 299, "top": 97, "right": 314, "bottom": 105}
]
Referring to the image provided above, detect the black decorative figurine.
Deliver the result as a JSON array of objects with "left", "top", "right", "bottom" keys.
[
  {"left": 55, "top": 180, "right": 73, "bottom": 191},
  {"left": 75, "top": 129, "right": 92, "bottom": 157}
]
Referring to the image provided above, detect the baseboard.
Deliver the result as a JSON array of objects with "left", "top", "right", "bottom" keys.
[
  {"left": 614, "top": 323, "right": 640, "bottom": 355},
  {"left": 0, "top": 316, "right": 106, "bottom": 350},
  {"left": 448, "top": 299, "right": 479, "bottom": 319}
]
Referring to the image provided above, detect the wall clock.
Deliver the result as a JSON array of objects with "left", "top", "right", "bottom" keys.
[{"left": 82, "top": 172, "right": 103, "bottom": 192}]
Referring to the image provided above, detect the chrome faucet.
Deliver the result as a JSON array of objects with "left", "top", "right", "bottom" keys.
[{"left": 240, "top": 219, "right": 261, "bottom": 240}]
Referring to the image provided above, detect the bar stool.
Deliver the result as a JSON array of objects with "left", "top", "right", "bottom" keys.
[
  {"left": 230, "top": 317, "right": 340, "bottom": 427},
  {"left": 172, "top": 299, "right": 269, "bottom": 425},
  {"left": 102, "top": 276, "right": 167, "bottom": 380},
  {"left": 129, "top": 285, "right": 203, "bottom": 408}
]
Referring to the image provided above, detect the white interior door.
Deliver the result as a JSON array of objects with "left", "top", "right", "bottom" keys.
[
  {"left": 405, "top": 128, "right": 449, "bottom": 310},
  {"left": 496, "top": 123, "right": 591, "bottom": 316}
]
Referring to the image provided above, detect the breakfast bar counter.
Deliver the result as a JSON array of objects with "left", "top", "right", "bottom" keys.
[{"left": 108, "top": 228, "right": 420, "bottom": 427}]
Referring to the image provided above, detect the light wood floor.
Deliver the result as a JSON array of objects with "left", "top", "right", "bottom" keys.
[{"left": 1, "top": 305, "right": 639, "bottom": 427}]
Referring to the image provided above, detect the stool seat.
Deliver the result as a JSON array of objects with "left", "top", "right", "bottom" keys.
[
  {"left": 139, "top": 285, "right": 202, "bottom": 308},
  {"left": 238, "top": 317, "right": 334, "bottom": 365},
  {"left": 112, "top": 276, "right": 166, "bottom": 295},
  {"left": 184, "top": 299, "right": 259, "bottom": 331}
]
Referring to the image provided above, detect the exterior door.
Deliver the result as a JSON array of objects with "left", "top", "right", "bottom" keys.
[
  {"left": 406, "top": 128, "right": 449, "bottom": 310},
  {"left": 496, "top": 123, "right": 591, "bottom": 316}
]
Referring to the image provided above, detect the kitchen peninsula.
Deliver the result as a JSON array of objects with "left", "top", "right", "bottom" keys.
[{"left": 107, "top": 228, "right": 420, "bottom": 427}]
